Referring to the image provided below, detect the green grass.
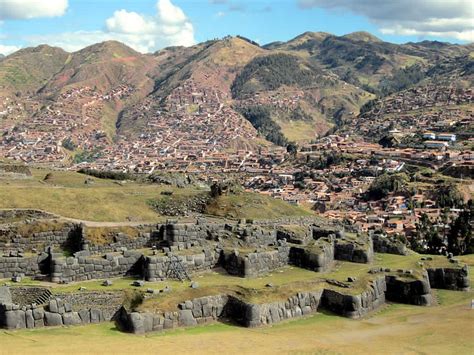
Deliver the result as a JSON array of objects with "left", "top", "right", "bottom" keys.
[
  {"left": 205, "top": 192, "right": 312, "bottom": 220},
  {"left": 1, "top": 253, "right": 472, "bottom": 353},
  {"left": 0, "top": 169, "right": 310, "bottom": 222},
  {"left": 0, "top": 168, "right": 199, "bottom": 222},
  {"left": 6, "top": 252, "right": 466, "bottom": 306},
  {"left": 0, "top": 286, "right": 472, "bottom": 354}
]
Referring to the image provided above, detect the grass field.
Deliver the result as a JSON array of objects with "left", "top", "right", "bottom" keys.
[
  {"left": 205, "top": 192, "right": 312, "bottom": 220},
  {"left": 0, "top": 168, "right": 309, "bottom": 222},
  {"left": 0, "top": 287, "right": 472, "bottom": 355}
]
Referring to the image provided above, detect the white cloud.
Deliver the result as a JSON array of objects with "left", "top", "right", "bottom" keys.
[
  {"left": 0, "top": 0, "right": 68, "bottom": 20},
  {"left": 105, "top": 10, "right": 157, "bottom": 35},
  {"left": 24, "top": 0, "right": 195, "bottom": 53},
  {"left": 0, "top": 43, "right": 20, "bottom": 55},
  {"left": 157, "top": 0, "right": 187, "bottom": 25},
  {"left": 298, "top": 0, "right": 474, "bottom": 41}
]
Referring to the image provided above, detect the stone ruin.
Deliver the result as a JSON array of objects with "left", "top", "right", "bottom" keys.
[{"left": 0, "top": 210, "right": 470, "bottom": 333}]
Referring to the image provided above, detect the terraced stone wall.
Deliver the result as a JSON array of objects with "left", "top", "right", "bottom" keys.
[
  {"left": 82, "top": 225, "right": 161, "bottom": 254},
  {"left": 144, "top": 250, "right": 221, "bottom": 281},
  {"left": 426, "top": 266, "right": 470, "bottom": 291},
  {"left": 0, "top": 222, "right": 81, "bottom": 253},
  {"left": 289, "top": 239, "right": 334, "bottom": 272},
  {"left": 0, "top": 292, "right": 122, "bottom": 330},
  {"left": 372, "top": 234, "right": 407, "bottom": 255},
  {"left": 0, "top": 255, "right": 46, "bottom": 279},
  {"left": 116, "top": 290, "right": 323, "bottom": 334},
  {"left": 226, "top": 291, "right": 323, "bottom": 327},
  {"left": 50, "top": 251, "right": 144, "bottom": 283},
  {"left": 164, "top": 223, "right": 278, "bottom": 249},
  {"left": 385, "top": 272, "right": 432, "bottom": 306},
  {"left": 222, "top": 244, "right": 290, "bottom": 277},
  {"left": 321, "top": 276, "right": 387, "bottom": 318}
]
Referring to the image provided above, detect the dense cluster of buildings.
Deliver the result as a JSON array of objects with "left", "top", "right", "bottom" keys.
[
  {"left": 0, "top": 82, "right": 471, "bottom": 241},
  {"left": 351, "top": 86, "right": 473, "bottom": 140},
  {"left": 244, "top": 135, "right": 472, "bottom": 240},
  {"left": 0, "top": 85, "right": 134, "bottom": 164}
]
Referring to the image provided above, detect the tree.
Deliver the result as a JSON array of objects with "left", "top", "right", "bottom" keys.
[
  {"left": 412, "top": 213, "right": 443, "bottom": 254},
  {"left": 365, "top": 173, "right": 409, "bottom": 200},
  {"left": 286, "top": 143, "right": 298, "bottom": 157},
  {"left": 447, "top": 200, "right": 473, "bottom": 255},
  {"left": 435, "top": 183, "right": 463, "bottom": 208}
]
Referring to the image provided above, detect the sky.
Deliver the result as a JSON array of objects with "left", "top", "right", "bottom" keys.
[{"left": 0, "top": 0, "right": 473, "bottom": 55}]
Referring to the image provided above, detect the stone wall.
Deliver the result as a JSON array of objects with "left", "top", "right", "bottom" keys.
[
  {"left": 222, "top": 244, "right": 290, "bottom": 277},
  {"left": 385, "top": 273, "right": 432, "bottom": 306},
  {"left": 9, "top": 287, "right": 51, "bottom": 307},
  {"left": 0, "top": 209, "right": 55, "bottom": 222},
  {"left": 334, "top": 236, "right": 374, "bottom": 264},
  {"left": 144, "top": 250, "right": 221, "bottom": 281},
  {"left": 0, "top": 286, "right": 124, "bottom": 330},
  {"left": 0, "top": 255, "right": 46, "bottom": 278},
  {"left": 116, "top": 294, "right": 229, "bottom": 334},
  {"left": 321, "top": 276, "right": 386, "bottom": 319},
  {"left": 50, "top": 251, "right": 144, "bottom": 283},
  {"left": 276, "top": 226, "right": 312, "bottom": 245},
  {"left": 164, "top": 223, "right": 226, "bottom": 248},
  {"left": 116, "top": 290, "right": 323, "bottom": 334},
  {"left": 289, "top": 239, "right": 334, "bottom": 272},
  {"left": 227, "top": 291, "right": 323, "bottom": 327},
  {"left": 56, "top": 291, "right": 124, "bottom": 321},
  {"left": 426, "top": 266, "right": 470, "bottom": 291},
  {"left": 82, "top": 225, "right": 160, "bottom": 254},
  {"left": 0, "top": 297, "right": 119, "bottom": 330},
  {"left": 0, "top": 286, "right": 11, "bottom": 304},
  {"left": 164, "top": 222, "right": 277, "bottom": 249},
  {"left": 0, "top": 222, "right": 81, "bottom": 253},
  {"left": 372, "top": 234, "right": 407, "bottom": 255}
]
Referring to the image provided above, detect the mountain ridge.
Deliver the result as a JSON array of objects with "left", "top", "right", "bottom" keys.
[{"left": 0, "top": 31, "right": 472, "bottom": 166}]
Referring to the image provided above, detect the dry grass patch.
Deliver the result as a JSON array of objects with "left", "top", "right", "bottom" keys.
[{"left": 85, "top": 226, "right": 142, "bottom": 246}]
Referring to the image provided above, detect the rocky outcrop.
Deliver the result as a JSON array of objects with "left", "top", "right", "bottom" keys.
[
  {"left": 426, "top": 266, "right": 470, "bottom": 291},
  {"left": 0, "top": 209, "right": 54, "bottom": 223}
]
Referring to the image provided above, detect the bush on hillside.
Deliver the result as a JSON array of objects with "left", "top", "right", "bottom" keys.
[{"left": 236, "top": 105, "right": 288, "bottom": 146}]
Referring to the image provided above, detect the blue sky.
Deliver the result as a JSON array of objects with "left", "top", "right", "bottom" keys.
[{"left": 0, "top": 0, "right": 472, "bottom": 55}]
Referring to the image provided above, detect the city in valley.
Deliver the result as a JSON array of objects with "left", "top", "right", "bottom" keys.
[{"left": 0, "top": 0, "right": 472, "bottom": 354}]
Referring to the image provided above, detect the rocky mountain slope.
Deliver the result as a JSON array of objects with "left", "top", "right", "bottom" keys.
[{"left": 0, "top": 32, "right": 471, "bottom": 165}]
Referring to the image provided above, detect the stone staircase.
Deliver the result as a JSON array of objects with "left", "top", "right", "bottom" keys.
[{"left": 33, "top": 288, "right": 53, "bottom": 306}]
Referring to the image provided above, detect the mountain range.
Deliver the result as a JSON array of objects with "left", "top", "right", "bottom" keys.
[{"left": 0, "top": 31, "right": 472, "bottom": 164}]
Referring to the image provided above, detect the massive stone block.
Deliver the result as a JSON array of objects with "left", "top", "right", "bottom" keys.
[
  {"left": 385, "top": 273, "right": 432, "bottom": 306},
  {"left": 426, "top": 266, "right": 470, "bottom": 291}
]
